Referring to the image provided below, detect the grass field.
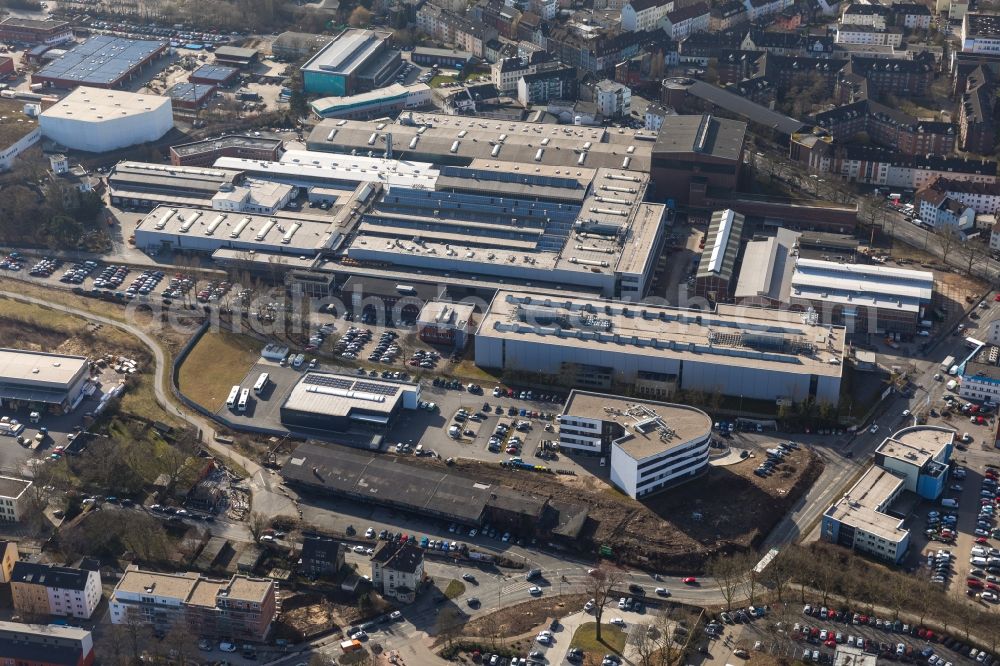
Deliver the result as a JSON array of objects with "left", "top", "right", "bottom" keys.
[
  {"left": 177, "top": 330, "right": 260, "bottom": 411},
  {"left": 569, "top": 622, "right": 627, "bottom": 655},
  {"left": 443, "top": 579, "right": 466, "bottom": 599}
]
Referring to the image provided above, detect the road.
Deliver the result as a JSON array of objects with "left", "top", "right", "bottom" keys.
[{"left": 0, "top": 287, "right": 292, "bottom": 520}]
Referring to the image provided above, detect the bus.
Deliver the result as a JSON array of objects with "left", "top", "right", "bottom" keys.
[
  {"left": 253, "top": 372, "right": 269, "bottom": 394},
  {"left": 237, "top": 388, "right": 250, "bottom": 412},
  {"left": 226, "top": 385, "right": 241, "bottom": 409}
]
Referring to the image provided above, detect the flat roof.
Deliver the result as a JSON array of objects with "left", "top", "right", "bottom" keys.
[
  {"left": 876, "top": 426, "right": 953, "bottom": 469},
  {"left": 562, "top": 390, "right": 712, "bottom": 461},
  {"left": 791, "top": 258, "right": 934, "bottom": 314},
  {"left": 34, "top": 35, "right": 165, "bottom": 87},
  {"left": 135, "top": 205, "right": 334, "bottom": 253},
  {"left": 652, "top": 112, "right": 748, "bottom": 160},
  {"left": 189, "top": 64, "right": 238, "bottom": 82},
  {"left": 186, "top": 579, "right": 223, "bottom": 607},
  {"left": 171, "top": 134, "right": 282, "bottom": 157},
  {"left": 308, "top": 114, "right": 657, "bottom": 171},
  {"left": 222, "top": 576, "right": 273, "bottom": 602},
  {"left": 301, "top": 29, "right": 391, "bottom": 78},
  {"left": 734, "top": 228, "right": 799, "bottom": 301},
  {"left": 0, "top": 348, "right": 88, "bottom": 387},
  {"left": 0, "top": 620, "right": 90, "bottom": 641},
  {"left": 167, "top": 82, "right": 215, "bottom": 104},
  {"left": 214, "top": 149, "right": 439, "bottom": 190},
  {"left": 0, "top": 476, "right": 30, "bottom": 500},
  {"left": 0, "top": 98, "right": 40, "bottom": 146},
  {"left": 480, "top": 290, "right": 847, "bottom": 376},
  {"left": 826, "top": 466, "right": 907, "bottom": 543},
  {"left": 0, "top": 17, "right": 71, "bottom": 30},
  {"left": 282, "top": 372, "right": 415, "bottom": 419},
  {"left": 114, "top": 568, "right": 199, "bottom": 601},
  {"left": 418, "top": 300, "right": 476, "bottom": 327},
  {"left": 41, "top": 87, "right": 170, "bottom": 123}
]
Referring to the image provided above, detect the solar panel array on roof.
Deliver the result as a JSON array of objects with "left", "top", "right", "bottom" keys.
[
  {"left": 302, "top": 374, "right": 353, "bottom": 390},
  {"left": 353, "top": 380, "right": 398, "bottom": 396},
  {"left": 34, "top": 35, "right": 166, "bottom": 87}
]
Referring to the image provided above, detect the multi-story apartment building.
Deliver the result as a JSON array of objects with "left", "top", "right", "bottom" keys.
[
  {"left": 662, "top": 2, "right": 710, "bottom": 40},
  {"left": 742, "top": 0, "right": 791, "bottom": 22},
  {"left": 490, "top": 51, "right": 553, "bottom": 94},
  {"left": 959, "top": 65, "right": 996, "bottom": 154},
  {"left": 621, "top": 0, "right": 673, "bottom": 32},
  {"left": 10, "top": 563, "right": 101, "bottom": 620},
  {"left": 110, "top": 566, "right": 276, "bottom": 643},
  {"left": 841, "top": 2, "right": 890, "bottom": 29},
  {"left": 835, "top": 25, "right": 904, "bottom": 47},
  {"left": 517, "top": 66, "right": 578, "bottom": 106},
  {"left": 595, "top": 79, "right": 631, "bottom": 118},
  {"left": 813, "top": 99, "right": 957, "bottom": 156},
  {"left": 916, "top": 177, "right": 1000, "bottom": 214},
  {"left": 371, "top": 541, "right": 424, "bottom": 603},
  {"left": 0, "top": 541, "right": 18, "bottom": 583},
  {"left": 415, "top": 3, "right": 496, "bottom": 57},
  {"left": 915, "top": 192, "right": 976, "bottom": 229},
  {"left": 710, "top": 1, "right": 749, "bottom": 30},
  {"left": 893, "top": 2, "right": 932, "bottom": 29}
]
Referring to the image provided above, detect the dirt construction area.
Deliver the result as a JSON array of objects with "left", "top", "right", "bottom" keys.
[
  {"left": 408, "top": 444, "right": 823, "bottom": 572},
  {"left": 454, "top": 594, "right": 588, "bottom": 644}
]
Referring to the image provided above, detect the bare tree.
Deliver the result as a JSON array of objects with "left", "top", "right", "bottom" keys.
[
  {"left": 247, "top": 510, "right": 269, "bottom": 541},
  {"left": 936, "top": 226, "right": 961, "bottom": 265},
  {"left": 761, "top": 549, "right": 796, "bottom": 604},
  {"left": 734, "top": 552, "right": 761, "bottom": 607},
  {"left": 631, "top": 609, "right": 683, "bottom": 666},
  {"left": 586, "top": 567, "right": 626, "bottom": 642},
  {"left": 706, "top": 554, "right": 744, "bottom": 612},
  {"left": 479, "top": 612, "right": 503, "bottom": 650}
]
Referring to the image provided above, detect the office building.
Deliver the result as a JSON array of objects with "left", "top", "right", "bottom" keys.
[
  {"left": 10, "top": 563, "right": 101, "bottom": 620},
  {"left": 0, "top": 17, "right": 72, "bottom": 45},
  {"left": 475, "top": 289, "right": 846, "bottom": 404},
  {"left": 169, "top": 134, "right": 284, "bottom": 167},
  {"left": 301, "top": 29, "right": 402, "bottom": 96},
  {"left": 416, "top": 301, "right": 476, "bottom": 349},
  {"left": 962, "top": 13, "right": 1000, "bottom": 54},
  {"left": 960, "top": 345, "right": 1000, "bottom": 403},
  {"left": 309, "top": 83, "right": 432, "bottom": 120},
  {"left": 822, "top": 465, "right": 909, "bottom": 563},
  {"left": 558, "top": 391, "right": 712, "bottom": 498},
  {"left": 0, "top": 478, "right": 30, "bottom": 524},
  {"left": 873, "top": 426, "right": 953, "bottom": 500},
  {"left": 0, "top": 348, "right": 89, "bottom": 412},
  {"left": 110, "top": 566, "right": 276, "bottom": 643},
  {"left": 39, "top": 87, "right": 173, "bottom": 153}
]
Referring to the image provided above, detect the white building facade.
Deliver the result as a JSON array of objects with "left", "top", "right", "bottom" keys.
[{"left": 39, "top": 87, "right": 173, "bottom": 153}]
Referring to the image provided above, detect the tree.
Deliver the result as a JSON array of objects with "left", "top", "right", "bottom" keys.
[
  {"left": 436, "top": 606, "right": 462, "bottom": 648},
  {"left": 586, "top": 567, "right": 626, "bottom": 642},
  {"left": 247, "top": 510, "right": 269, "bottom": 541},
  {"left": 706, "top": 554, "right": 745, "bottom": 612},
  {"left": 349, "top": 5, "right": 372, "bottom": 27},
  {"left": 736, "top": 552, "right": 761, "bottom": 607},
  {"left": 631, "top": 609, "right": 683, "bottom": 666},
  {"left": 936, "top": 226, "right": 961, "bottom": 265},
  {"left": 762, "top": 549, "right": 796, "bottom": 604},
  {"left": 957, "top": 234, "right": 989, "bottom": 278}
]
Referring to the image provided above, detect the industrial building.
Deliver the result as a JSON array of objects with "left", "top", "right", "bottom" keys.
[
  {"left": 873, "top": 426, "right": 953, "bottom": 500},
  {"left": 32, "top": 36, "right": 168, "bottom": 89},
  {"left": 134, "top": 206, "right": 328, "bottom": 256},
  {"left": 649, "top": 113, "right": 747, "bottom": 206},
  {"left": 108, "top": 162, "right": 241, "bottom": 209},
  {"left": 300, "top": 29, "right": 403, "bottom": 97},
  {"left": 959, "top": 345, "right": 1000, "bottom": 403},
  {"left": 166, "top": 82, "right": 215, "bottom": 110},
  {"left": 557, "top": 391, "right": 712, "bottom": 498},
  {"left": 307, "top": 112, "right": 657, "bottom": 172},
  {"left": 282, "top": 442, "right": 589, "bottom": 539},
  {"left": 212, "top": 45, "right": 258, "bottom": 68},
  {"left": 279, "top": 372, "right": 420, "bottom": 432},
  {"left": 416, "top": 300, "right": 476, "bottom": 349},
  {"left": 694, "top": 208, "right": 744, "bottom": 302},
  {"left": 0, "top": 17, "right": 72, "bottom": 45},
  {"left": 475, "top": 290, "right": 846, "bottom": 404},
  {"left": 733, "top": 227, "right": 799, "bottom": 307},
  {"left": 188, "top": 64, "right": 239, "bottom": 86},
  {"left": 39, "top": 87, "right": 173, "bottom": 153},
  {"left": 789, "top": 259, "right": 934, "bottom": 334},
  {"left": 0, "top": 348, "right": 89, "bottom": 412},
  {"left": 0, "top": 621, "right": 94, "bottom": 666},
  {"left": 309, "top": 83, "right": 432, "bottom": 119},
  {"left": 823, "top": 425, "right": 955, "bottom": 563},
  {"left": 169, "top": 134, "right": 284, "bottom": 166}
]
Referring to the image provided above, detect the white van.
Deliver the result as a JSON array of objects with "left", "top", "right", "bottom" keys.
[{"left": 971, "top": 556, "right": 988, "bottom": 567}]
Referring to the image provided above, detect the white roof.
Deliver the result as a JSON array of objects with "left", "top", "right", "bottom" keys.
[
  {"left": 791, "top": 258, "right": 933, "bottom": 313},
  {"left": 41, "top": 86, "right": 170, "bottom": 123},
  {"left": 214, "top": 150, "right": 439, "bottom": 190},
  {"left": 0, "top": 348, "right": 88, "bottom": 387}
]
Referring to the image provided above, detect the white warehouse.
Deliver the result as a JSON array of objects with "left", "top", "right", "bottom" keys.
[
  {"left": 39, "top": 87, "right": 173, "bottom": 153},
  {"left": 475, "top": 290, "right": 847, "bottom": 405},
  {"left": 557, "top": 390, "right": 712, "bottom": 498}
]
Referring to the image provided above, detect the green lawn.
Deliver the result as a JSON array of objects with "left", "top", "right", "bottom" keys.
[
  {"left": 569, "top": 622, "right": 627, "bottom": 654},
  {"left": 177, "top": 330, "right": 260, "bottom": 411},
  {"left": 443, "top": 579, "right": 466, "bottom": 599},
  {"left": 429, "top": 74, "right": 458, "bottom": 88}
]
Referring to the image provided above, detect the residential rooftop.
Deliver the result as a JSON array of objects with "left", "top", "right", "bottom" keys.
[{"left": 561, "top": 390, "right": 712, "bottom": 460}]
